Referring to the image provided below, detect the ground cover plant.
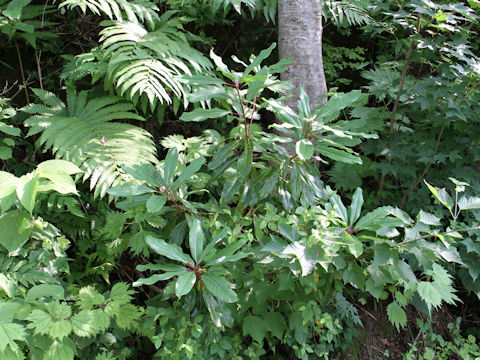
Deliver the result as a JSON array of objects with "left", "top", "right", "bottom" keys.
[{"left": 1, "top": 0, "right": 480, "bottom": 359}]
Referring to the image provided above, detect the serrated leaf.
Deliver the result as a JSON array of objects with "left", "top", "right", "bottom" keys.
[
  {"left": 419, "top": 210, "right": 441, "bottom": 225},
  {"left": 458, "top": 196, "right": 480, "bottom": 210},
  {"left": 202, "top": 274, "right": 237, "bottom": 303},
  {"left": 243, "top": 316, "right": 266, "bottom": 343},
  {"left": 49, "top": 320, "right": 72, "bottom": 340},
  {"left": 187, "top": 216, "right": 204, "bottom": 261},
  {"left": 395, "top": 260, "right": 417, "bottom": 284},
  {"left": 45, "top": 341, "right": 74, "bottom": 360},
  {"left": 424, "top": 181, "right": 453, "bottom": 211},
  {"left": 0, "top": 323, "right": 26, "bottom": 354},
  {"left": 296, "top": 139, "right": 314, "bottom": 161},
  {"left": 387, "top": 301, "right": 407, "bottom": 331},
  {"left": 146, "top": 236, "right": 194, "bottom": 264},
  {"left": 71, "top": 310, "right": 99, "bottom": 337},
  {"left": 175, "top": 272, "right": 196, "bottom": 297}
]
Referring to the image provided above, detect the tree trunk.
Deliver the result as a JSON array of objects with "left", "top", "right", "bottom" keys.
[{"left": 278, "top": 0, "right": 328, "bottom": 109}]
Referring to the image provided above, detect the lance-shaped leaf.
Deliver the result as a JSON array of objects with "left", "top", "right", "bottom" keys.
[
  {"left": 163, "top": 148, "right": 178, "bottom": 185},
  {"left": 187, "top": 216, "right": 204, "bottom": 262},
  {"left": 180, "top": 108, "right": 230, "bottom": 122},
  {"left": 296, "top": 139, "right": 314, "bottom": 161},
  {"left": 146, "top": 236, "right": 194, "bottom": 265},
  {"left": 173, "top": 157, "right": 205, "bottom": 187},
  {"left": 349, "top": 187, "right": 364, "bottom": 226},
  {"left": 202, "top": 274, "right": 237, "bottom": 303},
  {"left": 175, "top": 272, "right": 196, "bottom": 297}
]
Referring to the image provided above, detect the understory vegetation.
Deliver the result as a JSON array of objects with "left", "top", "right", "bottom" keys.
[{"left": 1, "top": 0, "right": 480, "bottom": 359}]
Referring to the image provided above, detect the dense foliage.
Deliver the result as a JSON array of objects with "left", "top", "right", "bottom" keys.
[{"left": 1, "top": 0, "right": 480, "bottom": 359}]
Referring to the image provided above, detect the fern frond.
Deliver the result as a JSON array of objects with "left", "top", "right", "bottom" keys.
[
  {"left": 58, "top": 0, "right": 160, "bottom": 28},
  {"left": 24, "top": 90, "right": 158, "bottom": 198},
  {"left": 323, "top": 0, "right": 372, "bottom": 27},
  {"left": 99, "top": 17, "right": 212, "bottom": 111}
]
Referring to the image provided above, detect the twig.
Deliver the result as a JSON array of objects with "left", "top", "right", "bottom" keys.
[
  {"left": 14, "top": 40, "right": 29, "bottom": 104},
  {"left": 35, "top": 50, "right": 44, "bottom": 91}
]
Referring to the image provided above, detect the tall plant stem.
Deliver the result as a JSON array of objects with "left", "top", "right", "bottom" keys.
[
  {"left": 400, "top": 116, "right": 447, "bottom": 208},
  {"left": 15, "top": 40, "right": 30, "bottom": 104},
  {"left": 35, "top": 49, "right": 44, "bottom": 91},
  {"left": 378, "top": 13, "right": 421, "bottom": 201}
]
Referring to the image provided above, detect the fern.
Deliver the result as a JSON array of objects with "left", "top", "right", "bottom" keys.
[
  {"left": 58, "top": 0, "right": 160, "bottom": 28},
  {"left": 97, "top": 13, "right": 212, "bottom": 111},
  {"left": 23, "top": 89, "right": 157, "bottom": 197},
  {"left": 323, "top": 0, "right": 372, "bottom": 27}
]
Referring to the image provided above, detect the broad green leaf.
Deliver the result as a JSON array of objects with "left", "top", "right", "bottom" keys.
[
  {"left": 282, "top": 242, "right": 317, "bottom": 276},
  {"left": 44, "top": 341, "right": 74, "bottom": 360},
  {"left": 175, "top": 272, "right": 196, "bottom": 297},
  {"left": 108, "top": 184, "right": 154, "bottom": 197},
  {"left": 296, "top": 139, "right": 314, "bottom": 161},
  {"left": 424, "top": 181, "right": 453, "bottom": 211},
  {"left": 187, "top": 216, "right": 204, "bottom": 262},
  {"left": 188, "top": 86, "right": 228, "bottom": 102},
  {"left": 0, "top": 146, "right": 12, "bottom": 160},
  {"left": 71, "top": 310, "right": 99, "bottom": 337},
  {"left": 49, "top": 319, "right": 72, "bottom": 341},
  {"left": 178, "top": 74, "right": 225, "bottom": 86},
  {"left": 37, "top": 160, "right": 82, "bottom": 175},
  {"left": 26, "top": 284, "right": 65, "bottom": 301},
  {"left": 180, "top": 108, "right": 230, "bottom": 122},
  {"left": 458, "top": 196, "right": 480, "bottom": 210},
  {"left": 263, "top": 312, "right": 286, "bottom": 340},
  {"left": 395, "top": 260, "right": 418, "bottom": 284},
  {"left": 418, "top": 210, "right": 441, "bottom": 225},
  {"left": 174, "top": 157, "right": 205, "bottom": 186},
  {"left": 0, "top": 211, "right": 31, "bottom": 252},
  {"left": 316, "top": 145, "right": 362, "bottom": 164},
  {"left": 0, "top": 123, "right": 20, "bottom": 136},
  {"left": 146, "top": 236, "right": 194, "bottom": 265},
  {"left": 202, "top": 274, "right": 237, "bottom": 303},
  {"left": 0, "top": 323, "right": 26, "bottom": 354},
  {"left": 146, "top": 194, "right": 167, "bottom": 213},
  {"left": 237, "top": 149, "right": 252, "bottom": 178},
  {"left": 39, "top": 173, "right": 78, "bottom": 195},
  {"left": 243, "top": 316, "right": 266, "bottom": 343},
  {"left": 349, "top": 187, "right": 364, "bottom": 225},
  {"left": 202, "top": 291, "right": 233, "bottom": 328},
  {"left": 27, "top": 309, "right": 52, "bottom": 336},
  {"left": 16, "top": 173, "right": 38, "bottom": 213},
  {"left": 0, "top": 172, "right": 18, "bottom": 199},
  {"left": 3, "top": 0, "right": 32, "bottom": 20},
  {"left": 386, "top": 301, "right": 407, "bottom": 330},
  {"left": 163, "top": 148, "right": 178, "bottom": 185}
]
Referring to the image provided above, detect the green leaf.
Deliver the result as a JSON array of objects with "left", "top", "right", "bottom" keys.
[
  {"left": 296, "top": 139, "right": 314, "bottom": 161},
  {"left": 330, "top": 194, "right": 348, "bottom": 224},
  {"left": 187, "top": 216, "right": 204, "bottom": 262},
  {"left": 0, "top": 211, "right": 31, "bottom": 252},
  {"left": 0, "top": 146, "right": 12, "bottom": 160},
  {"left": 26, "top": 284, "right": 66, "bottom": 301},
  {"left": 297, "top": 86, "right": 311, "bottom": 117},
  {"left": 108, "top": 184, "right": 154, "bottom": 197},
  {"left": 146, "top": 194, "right": 167, "bottom": 213},
  {"left": 175, "top": 272, "right": 196, "bottom": 297},
  {"left": 264, "top": 312, "right": 286, "bottom": 340},
  {"left": 244, "top": 43, "right": 276, "bottom": 76},
  {"left": 317, "top": 145, "right": 362, "bottom": 164},
  {"left": 424, "top": 181, "right": 453, "bottom": 211},
  {"left": 71, "top": 310, "right": 99, "bottom": 337},
  {"left": 0, "top": 172, "right": 18, "bottom": 199},
  {"left": 458, "top": 196, "right": 480, "bottom": 211},
  {"left": 180, "top": 108, "right": 230, "bottom": 122},
  {"left": 395, "top": 260, "right": 418, "bottom": 284},
  {"left": 3, "top": 0, "right": 32, "bottom": 20},
  {"left": 174, "top": 157, "right": 205, "bottom": 186},
  {"left": 387, "top": 301, "right": 407, "bottom": 330},
  {"left": 0, "top": 323, "right": 26, "bottom": 354},
  {"left": 202, "top": 274, "right": 237, "bottom": 303},
  {"left": 133, "top": 272, "right": 185, "bottom": 287},
  {"left": 418, "top": 210, "right": 441, "bottom": 225},
  {"left": 202, "top": 291, "right": 233, "bottom": 328},
  {"left": 37, "top": 160, "right": 82, "bottom": 175},
  {"left": 0, "top": 123, "right": 20, "bottom": 136},
  {"left": 146, "top": 236, "right": 194, "bottom": 264},
  {"left": 45, "top": 340, "right": 74, "bottom": 360},
  {"left": 16, "top": 173, "right": 38, "bottom": 213},
  {"left": 349, "top": 187, "right": 364, "bottom": 225},
  {"left": 163, "top": 148, "right": 178, "bottom": 185},
  {"left": 243, "top": 316, "right": 266, "bottom": 343}
]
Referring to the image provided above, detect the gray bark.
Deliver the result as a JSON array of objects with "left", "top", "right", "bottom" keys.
[{"left": 278, "top": 0, "right": 328, "bottom": 109}]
